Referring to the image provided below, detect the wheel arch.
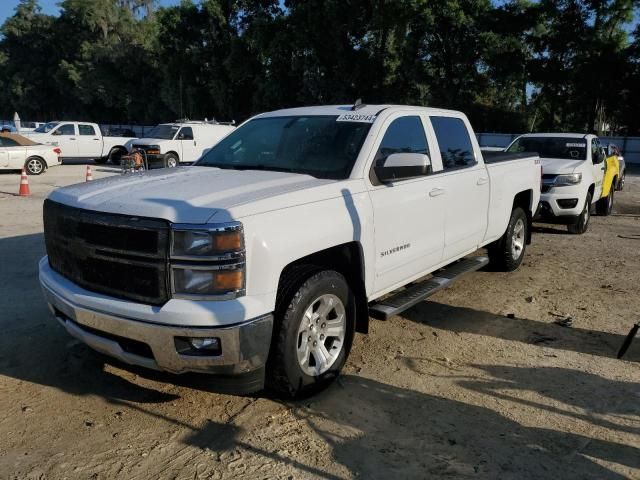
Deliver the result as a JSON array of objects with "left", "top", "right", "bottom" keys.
[
  {"left": 276, "top": 241, "right": 369, "bottom": 334},
  {"left": 25, "top": 155, "right": 47, "bottom": 168},
  {"left": 512, "top": 189, "right": 533, "bottom": 244}
]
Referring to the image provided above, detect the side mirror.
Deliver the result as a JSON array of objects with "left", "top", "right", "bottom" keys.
[{"left": 375, "top": 153, "right": 432, "bottom": 183}]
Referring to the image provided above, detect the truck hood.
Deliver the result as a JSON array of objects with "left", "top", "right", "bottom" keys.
[
  {"left": 48, "top": 167, "right": 342, "bottom": 224},
  {"left": 540, "top": 158, "right": 587, "bottom": 175}
]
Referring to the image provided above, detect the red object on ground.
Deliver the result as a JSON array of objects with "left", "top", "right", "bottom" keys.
[
  {"left": 86, "top": 165, "right": 94, "bottom": 182},
  {"left": 18, "top": 169, "right": 30, "bottom": 196}
]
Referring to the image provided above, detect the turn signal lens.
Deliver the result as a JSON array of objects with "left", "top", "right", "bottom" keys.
[{"left": 213, "top": 231, "right": 243, "bottom": 251}]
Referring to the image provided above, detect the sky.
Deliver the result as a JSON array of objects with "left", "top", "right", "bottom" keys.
[{"left": 0, "top": 0, "right": 183, "bottom": 25}]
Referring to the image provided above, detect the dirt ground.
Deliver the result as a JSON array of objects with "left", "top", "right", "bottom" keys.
[{"left": 0, "top": 162, "right": 638, "bottom": 480}]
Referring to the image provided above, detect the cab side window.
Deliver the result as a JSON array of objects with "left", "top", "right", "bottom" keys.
[
  {"left": 430, "top": 116, "right": 476, "bottom": 170},
  {"left": 79, "top": 124, "right": 96, "bottom": 136},
  {"left": 53, "top": 124, "right": 75, "bottom": 136},
  {"left": 179, "top": 127, "right": 194, "bottom": 140},
  {"left": 374, "top": 116, "right": 429, "bottom": 166}
]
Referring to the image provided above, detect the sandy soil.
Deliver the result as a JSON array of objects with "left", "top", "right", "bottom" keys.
[{"left": 0, "top": 162, "right": 638, "bottom": 480}]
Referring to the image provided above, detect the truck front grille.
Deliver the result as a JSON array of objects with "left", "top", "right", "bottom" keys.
[{"left": 43, "top": 199, "right": 170, "bottom": 305}]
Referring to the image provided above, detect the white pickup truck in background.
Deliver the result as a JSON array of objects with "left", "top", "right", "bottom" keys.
[
  {"left": 25, "top": 121, "right": 136, "bottom": 164},
  {"left": 39, "top": 104, "right": 541, "bottom": 397}
]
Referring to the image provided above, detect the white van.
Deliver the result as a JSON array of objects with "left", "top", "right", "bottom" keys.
[{"left": 125, "top": 121, "right": 235, "bottom": 167}]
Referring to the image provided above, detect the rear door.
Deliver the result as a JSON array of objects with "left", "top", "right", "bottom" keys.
[
  {"left": 49, "top": 123, "right": 78, "bottom": 157},
  {"left": 369, "top": 113, "right": 445, "bottom": 293},
  {"left": 428, "top": 115, "right": 490, "bottom": 260},
  {"left": 177, "top": 126, "right": 199, "bottom": 162},
  {"left": 76, "top": 124, "right": 102, "bottom": 158}
]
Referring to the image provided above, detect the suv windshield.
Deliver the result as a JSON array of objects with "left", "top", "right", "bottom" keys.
[
  {"left": 34, "top": 122, "right": 59, "bottom": 133},
  {"left": 196, "top": 116, "right": 372, "bottom": 179},
  {"left": 146, "top": 124, "right": 179, "bottom": 140},
  {"left": 507, "top": 136, "right": 587, "bottom": 160}
]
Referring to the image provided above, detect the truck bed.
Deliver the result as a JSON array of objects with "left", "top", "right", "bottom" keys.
[{"left": 482, "top": 151, "right": 538, "bottom": 164}]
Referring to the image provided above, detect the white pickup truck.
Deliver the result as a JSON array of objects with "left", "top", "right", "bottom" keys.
[
  {"left": 39, "top": 104, "right": 541, "bottom": 397},
  {"left": 506, "top": 133, "right": 609, "bottom": 234},
  {"left": 25, "top": 121, "right": 136, "bottom": 164}
]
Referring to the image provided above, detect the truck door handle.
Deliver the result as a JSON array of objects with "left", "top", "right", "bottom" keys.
[
  {"left": 477, "top": 177, "right": 489, "bottom": 185},
  {"left": 429, "top": 188, "right": 445, "bottom": 197},
  {"left": 69, "top": 138, "right": 76, "bottom": 140},
  {"left": 93, "top": 138, "right": 100, "bottom": 141}
]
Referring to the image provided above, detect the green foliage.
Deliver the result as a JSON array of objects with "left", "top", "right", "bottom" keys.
[{"left": 0, "top": 0, "right": 638, "bottom": 133}]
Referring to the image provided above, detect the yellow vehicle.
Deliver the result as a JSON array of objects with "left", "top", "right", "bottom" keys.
[{"left": 595, "top": 147, "right": 619, "bottom": 216}]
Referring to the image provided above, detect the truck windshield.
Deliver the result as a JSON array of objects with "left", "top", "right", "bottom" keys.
[
  {"left": 34, "top": 122, "right": 59, "bottom": 133},
  {"left": 507, "top": 137, "right": 587, "bottom": 160},
  {"left": 196, "top": 116, "right": 372, "bottom": 179},
  {"left": 146, "top": 124, "right": 180, "bottom": 140}
]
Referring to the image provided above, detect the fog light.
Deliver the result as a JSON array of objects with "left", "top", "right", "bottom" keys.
[
  {"left": 174, "top": 336, "right": 221, "bottom": 356},
  {"left": 557, "top": 198, "right": 579, "bottom": 209}
]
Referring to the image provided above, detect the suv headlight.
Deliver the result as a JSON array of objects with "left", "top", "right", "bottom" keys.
[
  {"left": 554, "top": 173, "right": 582, "bottom": 186},
  {"left": 170, "top": 223, "right": 245, "bottom": 300}
]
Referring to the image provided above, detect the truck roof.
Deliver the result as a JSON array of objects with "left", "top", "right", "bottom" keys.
[
  {"left": 518, "top": 132, "right": 597, "bottom": 139},
  {"left": 255, "top": 104, "right": 464, "bottom": 118}
]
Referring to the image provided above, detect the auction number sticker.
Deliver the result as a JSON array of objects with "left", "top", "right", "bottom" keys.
[
  {"left": 566, "top": 143, "right": 586, "bottom": 147},
  {"left": 336, "top": 114, "right": 377, "bottom": 123}
]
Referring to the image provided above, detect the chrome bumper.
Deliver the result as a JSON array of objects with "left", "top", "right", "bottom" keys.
[{"left": 41, "top": 282, "right": 273, "bottom": 376}]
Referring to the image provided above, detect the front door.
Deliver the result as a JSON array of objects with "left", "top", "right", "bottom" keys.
[
  {"left": 49, "top": 123, "right": 78, "bottom": 157},
  {"left": 369, "top": 114, "right": 445, "bottom": 293},
  {"left": 591, "top": 138, "right": 605, "bottom": 200},
  {"left": 428, "top": 115, "right": 490, "bottom": 260},
  {"left": 177, "top": 127, "right": 199, "bottom": 162}
]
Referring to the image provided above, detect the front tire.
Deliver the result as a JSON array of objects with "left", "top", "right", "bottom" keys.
[
  {"left": 267, "top": 268, "right": 355, "bottom": 398},
  {"left": 487, "top": 207, "right": 528, "bottom": 272},
  {"left": 567, "top": 191, "right": 592, "bottom": 234},
  {"left": 164, "top": 153, "right": 178, "bottom": 168},
  {"left": 596, "top": 187, "right": 614, "bottom": 216},
  {"left": 25, "top": 157, "right": 45, "bottom": 175}
]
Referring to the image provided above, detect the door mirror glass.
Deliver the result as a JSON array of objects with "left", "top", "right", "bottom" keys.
[{"left": 375, "top": 153, "right": 431, "bottom": 183}]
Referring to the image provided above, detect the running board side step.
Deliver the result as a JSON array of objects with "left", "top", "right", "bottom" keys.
[{"left": 369, "top": 256, "right": 489, "bottom": 320}]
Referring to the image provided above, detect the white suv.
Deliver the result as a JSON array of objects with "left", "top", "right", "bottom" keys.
[
  {"left": 506, "top": 133, "right": 606, "bottom": 234},
  {"left": 126, "top": 121, "right": 235, "bottom": 167}
]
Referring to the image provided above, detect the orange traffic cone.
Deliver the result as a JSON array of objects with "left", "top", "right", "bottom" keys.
[
  {"left": 18, "top": 169, "right": 30, "bottom": 196},
  {"left": 86, "top": 165, "right": 94, "bottom": 182}
]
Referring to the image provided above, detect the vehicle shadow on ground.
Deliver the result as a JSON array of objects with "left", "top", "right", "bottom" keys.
[
  {"left": 178, "top": 375, "right": 639, "bottom": 479},
  {"left": 450, "top": 364, "right": 640, "bottom": 436},
  {"left": 401, "top": 301, "right": 639, "bottom": 361}
]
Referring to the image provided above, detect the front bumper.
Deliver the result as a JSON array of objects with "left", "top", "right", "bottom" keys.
[
  {"left": 535, "top": 188, "right": 583, "bottom": 224},
  {"left": 40, "top": 268, "right": 273, "bottom": 382}
]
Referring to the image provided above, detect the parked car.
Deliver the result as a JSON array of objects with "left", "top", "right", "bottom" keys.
[
  {"left": 124, "top": 120, "right": 235, "bottom": 168},
  {"left": 506, "top": 133, "right": 615, "bottom": 234},
  {"left": 0, "top": 133, "right": 61, "bottom": 174},
  {"left": 607, "top": 143, "right": 626, "bottom": 191},
  {"left": 19, "top": 121, "right": 46, "bottom": 133},
  {"left": 40, "top": 104, "right": 541, "bottom": 397},
  {"left": 24, "top": 121, "right": 136, "bottom": 164}
]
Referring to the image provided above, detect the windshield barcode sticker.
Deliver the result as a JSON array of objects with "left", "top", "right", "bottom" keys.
[
  {"left": 336, "top": 114, "right": 377, "bottom": 123},
  {"left": 566, "top": 143, "right": 586, "bottom": 147}
]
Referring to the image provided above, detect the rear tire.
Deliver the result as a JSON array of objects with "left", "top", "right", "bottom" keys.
[
  {"left": 267, "top": 268, "right": 355, "bottom": 398},
  {"left": 25, "top": 157, "right": 45, "bottom": 175},
  {"left": 487, "top": 207, "right": 528, "bottom": 272},
  {"left": 596, "top": 187, "right": 614, "bottom": 216},
  {"left": 567, "top": 192, "right": 592, "bottom": 234},
  {"left": 108, "top": 148, "right": 125, "bottom": 165},
  {"left": 617, "top": 171, "right": 625, "bottom": 191}
]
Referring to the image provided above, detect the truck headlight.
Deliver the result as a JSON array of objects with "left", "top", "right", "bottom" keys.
[
  {"left": 554, "top": 173, "right": 582, "bottom": 186},
  {"left": 146, "top": 145, "right": 161, "bottom": 155},
  {"left": 170, "top": 223, "right": 245, "bottom": 300}
]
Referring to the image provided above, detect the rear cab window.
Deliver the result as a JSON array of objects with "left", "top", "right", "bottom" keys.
[{"left": 430, "top": 116, "right": 476, "bottom": 170}]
